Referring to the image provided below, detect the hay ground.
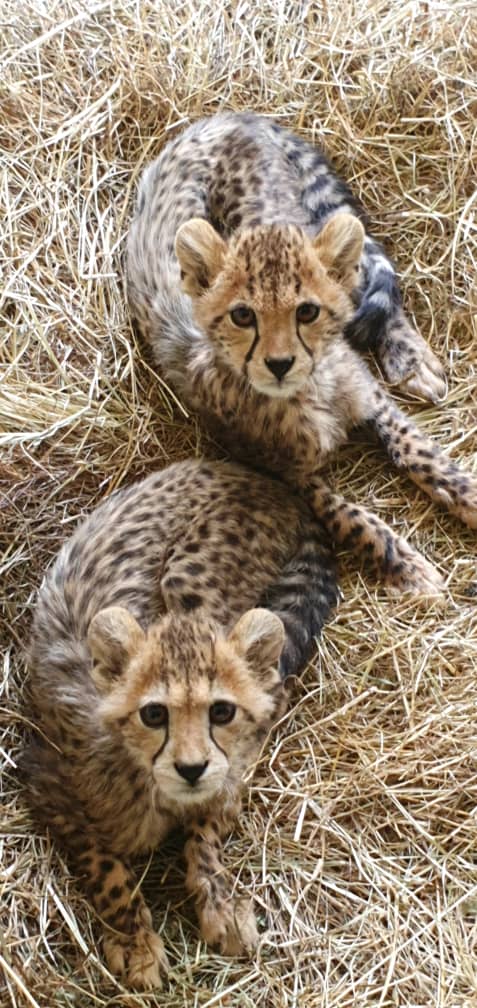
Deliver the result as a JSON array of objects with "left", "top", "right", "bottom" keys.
[{"left": 1, "top": 1, "right": 477, "bottom": 1005}]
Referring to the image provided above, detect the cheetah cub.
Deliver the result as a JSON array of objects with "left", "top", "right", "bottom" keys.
[
  {"left": 23, "top": 459, "right": 337, "bottom": 990},
  {"left": 128, "top": 112, "right": 477, "bottom": 594}
]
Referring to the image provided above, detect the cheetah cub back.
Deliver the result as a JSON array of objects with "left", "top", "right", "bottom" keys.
[{"left": 22, "top": 458, "right": 337, "bottom": 990}]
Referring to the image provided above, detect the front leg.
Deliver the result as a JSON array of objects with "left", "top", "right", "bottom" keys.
[
  {"left": 76, "top": 846, "right": 169, "bottom": 990},
  {"left": 184, "top": 817, "right": 259, "bottom": 956},
  {"left": 369, "top": 387, "right": 477, "bottom": 528},
  {"left": 308, "top": 476, "right": 444, "bottom": 595}
]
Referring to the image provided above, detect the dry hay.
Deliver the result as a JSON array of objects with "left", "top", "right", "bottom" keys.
[{"left": 1, "top": 1, "right": 477, "bottom": 1006}]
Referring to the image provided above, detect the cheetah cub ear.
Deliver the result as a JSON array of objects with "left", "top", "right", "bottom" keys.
[
  {"left": 87, "top": 606, "right": 145, "bottom": 690},
  {"left": 313, "top": 212, "right": 365, "bottom": 291},
  {"left": 228, "top": 608, "right": 285, "bottom": 677},
  {"left": 175, "top": 218, "right": 227, "bottom": 296}
]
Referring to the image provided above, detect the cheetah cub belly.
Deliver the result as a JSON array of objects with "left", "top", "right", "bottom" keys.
[
  {"left": 128, "top": 112, "right": 477, "bottom": 595},
  {"left": 23, "top": 459, "right": 337, "bottom": 990}
]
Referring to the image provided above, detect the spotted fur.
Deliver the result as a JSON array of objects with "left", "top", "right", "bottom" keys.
[
  {"left": 22, "top": 459, "right": 337, "bottom": 989},
  {"left": 127, "top": 113, "right": 477, "bottom": 591}
]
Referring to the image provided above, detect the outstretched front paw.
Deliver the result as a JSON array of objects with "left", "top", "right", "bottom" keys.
[
  {"left": 104, "top": 926, "right": 169, "bottom": 990},
  {"left": 380, "top": 328, "right": 446, "bottom": 404},
  {"left": 387, "top": 540, "right": 446, "bottom": 596},
  {"left": 199, "top": 897, "right": 259, "bottom": 957}
]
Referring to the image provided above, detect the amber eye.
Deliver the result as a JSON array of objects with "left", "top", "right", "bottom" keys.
[
  {"left": 296, "top": 302, "right": 320, "bottom": 324},
  {"left": 139, "top": 703, "right": 168, "bottom": 729},
  {"left": 209, "top": 701, "right": 237, "bottom": 725},
  {"left": 230, "top": 305, "right": 256, "bottom": 328}
]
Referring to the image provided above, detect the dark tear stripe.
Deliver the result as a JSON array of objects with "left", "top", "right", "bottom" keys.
[
  {"left": 243, "top": 320, "right": 260, "bottom": 372},
  {"left": 296, "top": 322, "right": 313, "bottom": 359},
  {"left": 152, "top": 727, "right": 169, "bottom": 763},
  {"left": 209, "top": 724, "right": 227, "bottom": 757}
]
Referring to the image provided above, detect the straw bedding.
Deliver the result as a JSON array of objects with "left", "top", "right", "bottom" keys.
[{"left": 1, "top": 2, "right": 476, "bottom": 1005}]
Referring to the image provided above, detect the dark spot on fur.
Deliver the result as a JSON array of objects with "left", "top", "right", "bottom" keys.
[
  {"left": 181, "top": 592, "right": 203, "bottom": 611},
  {"left": 99, "top": 859, "right": 115, "bottom": 875},
  {"left": 163, "top": 575, "right": 184, "bottom": 591},
  {"left": 184, "top": 541, "right": 200, "bottom": 554},
  {"left": 186, "top": 562, "right": 205, "bottom": 576},
  {"left": 225, "top": 531, "right": 240, "bottom": 547}
]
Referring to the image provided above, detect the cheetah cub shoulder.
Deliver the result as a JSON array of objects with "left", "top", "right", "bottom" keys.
[{"left": 22, "top": 458, "right": 337, "bottom": 990}]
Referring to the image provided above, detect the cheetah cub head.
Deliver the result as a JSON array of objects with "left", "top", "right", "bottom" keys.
[
  {"left": 88, "top": 606, "right": 286, "bottom": 815},
  {"left": 176, "top": 213, "right": 364, "bottom": 398}
]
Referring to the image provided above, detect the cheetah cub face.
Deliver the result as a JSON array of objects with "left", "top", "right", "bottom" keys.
[
  {"left": 176, "top": 213, "right": 364, "bottom": 398},
  {"left": 88, "top": 606, "right": 286, "bottom": 813}
]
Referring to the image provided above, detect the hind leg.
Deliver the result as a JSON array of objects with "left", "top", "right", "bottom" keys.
[
  {"left": 347, "top": 233, "right": 446, "bottom": 403},
  {"left": 378, "top": 307, "right": 446, "bottom": 403}
]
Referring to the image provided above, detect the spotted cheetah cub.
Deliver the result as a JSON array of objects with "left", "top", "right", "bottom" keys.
[
  {"left": 22, "top": 459, "right": 337, "bottom": 990},
  {"left": 128, "top": 112, "right": 477, "bottom": 594}
]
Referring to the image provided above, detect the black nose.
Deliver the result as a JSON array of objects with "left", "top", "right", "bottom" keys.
[
  {"left": 264, "top": 356, "right": 295, "bottom": 381},
  {"left": 174, "top": 761, "right": 209, "bottom": 785}
]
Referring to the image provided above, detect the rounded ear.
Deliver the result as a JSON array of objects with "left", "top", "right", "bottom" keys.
[
  {"left": 228, "top": 608, "right": 285, "bottom": 676},
  {"left": 88, "top": 606, "right": 145, "bottom": 690},
  {"left": 175, "top": 218, "right": 227, "bottom": 297},
  {"left": 312, "top": 213, "right": 364, "bottom": 290}
]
